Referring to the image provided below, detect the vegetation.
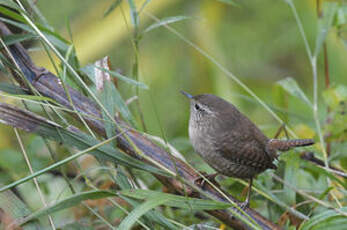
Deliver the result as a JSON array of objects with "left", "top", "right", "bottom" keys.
[{"left": 0, "top": 0, "right": 346, "bottom": 229}]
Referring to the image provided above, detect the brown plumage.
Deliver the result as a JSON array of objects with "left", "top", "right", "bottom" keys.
[{"left": 182, "top": 92, "right": 314, "bottom": 207}]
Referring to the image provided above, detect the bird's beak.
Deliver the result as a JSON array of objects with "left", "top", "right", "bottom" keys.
[{"left": 180, "top": 90, "right": 193, "bottom": 99}]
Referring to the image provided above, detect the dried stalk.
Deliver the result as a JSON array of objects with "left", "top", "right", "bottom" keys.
[{"left": 0, "top": 22, "right": 281, "bottom": 230}]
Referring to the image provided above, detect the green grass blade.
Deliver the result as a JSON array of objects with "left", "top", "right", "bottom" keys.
[
  {"left": 104, "top": 0, "right": 122, "bottom": 17},
  {"left": 0, "top": 92, "right": 58, "bottom": 104},
  {"left": 57, "top": 130, "right": 161, "bottom": 173},
  {"left": 0, "top": 106, "right": 168, "bottom": 192},
  {"left": 0, "top": 189, "right": 40, "bottom": 229},
  {"left": 93, "top": 66, "right": 148, "bottom": 89},
  {"left": 0, "top": 82, "right": 27, "bottom": 94},
  {"left": 118, "top": 195, "right": 170, "bottom": 230},
  {"left": 253, "top": 179, "right": 309, "bottom": 220},
  {"left": 3, "top": 33, "right": 37, "bottom": 45},
  {"left": 144, "top": 16, "right": 190, "bottom": 34},
  {"left": 128, "top": 0, "right": 138, "bottom": 27},
  {"left": 277, "top": 77, "right": 312, "bottom": 108},
  {"left": 299, "top": 207, "right": 347, "bottom": 230},
  {"left": 111, "top": 87, "right": 137, "bottom": 127},
  {"left": 94, "top": 57, "right": 118, "bottom": 140},
  {"left": 0, "top": 11, "right": 70, "bottom": 52},
  {"left": 314, "top": 2, "right": 337, "bottom": 57},
  {"left": 18, "top": 190, "right": 117, "bottom": 226},
  {"left": 114, "top": 170, "right": 178, "bottom": 229},
  {"left": 0, "top": 0, "right": 22, "bottom": 11},
  {"left": 120, "top": 189, "right": 232, "bottom": 210}
]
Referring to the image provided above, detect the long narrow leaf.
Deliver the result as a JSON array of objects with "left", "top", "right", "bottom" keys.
[
  {"left": 18, "top": 190, "right": 117, "bottom": 226},
  {"left": 94, "top": 66, "right": 148, "bottom": 89},
  {"left": 3, "top": 33, "right": 37, "bottom": 46},
  {"left": 299, "top": 207, "right": 347, "bottom": 230},
  {"left": 253, "top": 179, "right": 309, "bottom": 220},
  {"left": 0, "top": 12, "right": 70, "bottom": 52},
  {"left": 95, "top": 57, "right": 117, "bottom": 140},
  {"left": 277, "top": 77, "right": 312, "bottom": 107},
  {"left": 0, "top": 189, "right": 40, "bottom": 230},
  {"left": 104, "top": 0, "right": 122, "bottom": 17},
  {"left": 314, "top": 3, "right": 337, "bottom": 57},
  {"left": 0, "top": 0, "right": 21, "bottom": 11},
  {"left": 128, "top": 0, "right": 138, "bottom": 27},
  {"left": 144, "top": 16, "right": 190, "bottom": 33},
  {"left": 0, "top": 103, "right": 168, "bottom": 193},
  {"left": 120, "top": 189, "right": 232, "bottom": 210},
  {"left": 0, "top": 92, "right": 57, "bottom": 104},
  {"left": 118, "top": 196, "right": 170, "bottom": 230},
  {"left": 0, "top": 82, "right": 28, "bottom": 94}
]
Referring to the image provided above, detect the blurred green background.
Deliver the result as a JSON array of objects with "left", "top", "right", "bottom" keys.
[
  {"left": 1, "top": 0, "right": 347, "bottom": 228},
  {"left": 30, "top": 0, "right": 346, "bottom": 142},
  {"left": 28, "top": 0, "right": 346, "bottom": 194}
]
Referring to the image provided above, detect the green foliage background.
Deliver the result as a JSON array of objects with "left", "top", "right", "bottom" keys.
[{"left": 0, "top": 0, "right": 346, "bottom": 229}]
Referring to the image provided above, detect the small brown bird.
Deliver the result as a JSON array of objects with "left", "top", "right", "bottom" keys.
[{"left": 182, "top": 91, "right": 314, "bottom": 207}]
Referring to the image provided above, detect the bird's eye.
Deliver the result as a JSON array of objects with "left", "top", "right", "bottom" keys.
[{"left": 194, "top": 103, "right": 200, "bottom": 110}]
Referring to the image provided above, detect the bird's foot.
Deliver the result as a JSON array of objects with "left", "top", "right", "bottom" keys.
[
  {"left": 238, "top": 178, "right": 252, "bottom": 209},
  {"left": 194, "top": 173, "right": 218, "bottom": 187},
  {"left": 238, "top": 200, "right": 250, "bottom": 210}
]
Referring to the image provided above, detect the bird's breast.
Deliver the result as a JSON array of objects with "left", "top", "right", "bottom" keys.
[{"left": 189, "top": 120, "right": 219, "bottom": 159}]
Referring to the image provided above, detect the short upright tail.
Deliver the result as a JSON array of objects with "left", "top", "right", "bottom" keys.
[{"left": 267, "top": 139, "right": 314, "bottom": 152}]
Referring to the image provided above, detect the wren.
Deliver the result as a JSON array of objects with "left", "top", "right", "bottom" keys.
[{"left": 181, "top": 91, "right": 314, "bottom": 207}]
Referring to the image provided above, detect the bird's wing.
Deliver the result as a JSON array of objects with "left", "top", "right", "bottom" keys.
[
  {"left": 218, "top": 134, "right": 277, "bottom": 170},
  {"left": 216, "top": 115, "right": 277, "bottom": 170}
]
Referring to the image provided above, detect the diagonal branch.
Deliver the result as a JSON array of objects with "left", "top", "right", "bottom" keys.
[{"left": 0, "top": 21, "right": 281, "bottom": 230}]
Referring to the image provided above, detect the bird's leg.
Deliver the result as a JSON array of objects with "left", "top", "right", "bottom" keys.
[
  {"left": 194, "top": 172, "right": 218, "bottom": 187},
  {"left": 240, "top": 178, "right": 253, "bottom": 209}
]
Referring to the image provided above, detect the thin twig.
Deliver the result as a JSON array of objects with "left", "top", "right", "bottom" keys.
[
  {"left": 271, "top": 174, "right": 347, "bottom": 217},
  {"left": 13, "top": 128, "right": 56, "bottom": 230}
]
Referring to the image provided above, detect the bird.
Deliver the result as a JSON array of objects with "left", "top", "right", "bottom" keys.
[{"left": 181, "top": 91, "right": 314, "bottom": 207}]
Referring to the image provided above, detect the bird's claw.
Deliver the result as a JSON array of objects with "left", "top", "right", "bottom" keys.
[{"left": 239, "top": 201, "right": 250, "bottom": 210}]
